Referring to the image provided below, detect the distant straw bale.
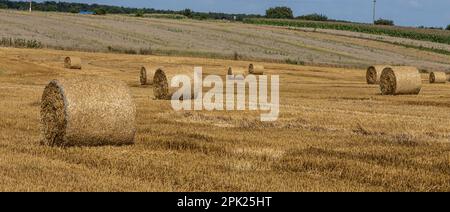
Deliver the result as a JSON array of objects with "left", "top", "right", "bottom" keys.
[
  {"left": 366, "top": 65, "right": 389, "bottom": 84},
  {"left": 429, "top": 72, "right": 447, "bottom": 84},
  {"left": 140, "top": 66, "right": 156, "bottom": 85},
  {"left": 380, "top": 66, "right": 422, "bottom": 95},
  {"left": 64, "top": 57, "right": 82, "bottom": 69},
  {"left": 248, "top": 64, "right": 264, "bottom": 75},
  {"left": 227, "top": 66, "right": 246, "bottom": 80},
  {"left": 153, "top": 67, "right": 200, "bottom": 100}
]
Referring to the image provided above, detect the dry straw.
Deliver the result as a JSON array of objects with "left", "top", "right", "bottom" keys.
[
  {"left": 227, "top": 66, "right": 247, "bottom": 80},
  {"left": 366, "top": 65, "right": 389, "bottom": 84},
  {"left": 380, "top": 66, "right": 422, "bottom": 95},
  {"left": 40, "top": 77, "right": 136, "bottom": 147},
  {"left": 248, "top": 64, "right": 265, "bottom": 75},
  {"left": 140, "top": 66, "right": 156, "bottom": 85},
  {"left": 64, "top": 57, "right": 82, "bottom": 69},
  {"left": 153, "top": 67, "right": 200, "bottom": 100},
  {"left": 429, "top": 72, "right": 447, "bottom": 83}
]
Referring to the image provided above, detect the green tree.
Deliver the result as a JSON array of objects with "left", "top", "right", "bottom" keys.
[
  {"left": 69, "top": 7, "right": 79, "bottom": 13},
  {"left": 193, "top": 13, "right": 208, "bottom": 20},
  {"left": 0, "top": 3, "right": 8, "bottom": 9},
  {"left": 297, "top": 13, "right": 328, "bottom": 21},
  {"left": 446, "top": 25, "right": 450, "bottom": 30},
  {"left": 94, "top": 8, "right": 107, "bottom": 15},
  {"left": 266, "top": 7, "right": 294, "bottom": 19},
  {"left": 374, "top": 19, "right": 394, "bottom": 26},
  {"left": 135, "top": 10, "right": 144, "bottom": 17},
  {"left": 182, "top": 8, "right": 193, "bottom": 18}
]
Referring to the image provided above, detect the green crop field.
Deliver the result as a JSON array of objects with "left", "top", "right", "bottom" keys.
[{"left": 244, "top": 18, "right": 450, "bottom": 45}]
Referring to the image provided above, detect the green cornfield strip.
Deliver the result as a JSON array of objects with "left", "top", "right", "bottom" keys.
[{"left": 243, "top": 18, "right": 450, "bottom": 45}]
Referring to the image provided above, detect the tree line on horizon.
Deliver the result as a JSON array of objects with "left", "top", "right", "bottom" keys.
[
  {"left": 263, "top": 6, "right": 449, "bottom": 29},
  {"left": 0, "top": 1, "right": 345, "bottom": 23},
  {"left": 0, "top": 0, "right": 262, "bottom": 20}
]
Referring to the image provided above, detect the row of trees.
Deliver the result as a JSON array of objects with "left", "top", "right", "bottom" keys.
[
  {"left": 0, "top": 1, "right": 332, "bottom": 22},
  {"left": 374, "top": 19, "right": 394, "bottom": 26},
  {"left": 266, "top": 7, "right": 328, "bottom": 21},
  {"left": 265, "top": 7, "right": 389, "bottom": 24},
  {"left": 265, "top": 6, "right": 449, "bottom": 29},
  {"left": 266, "top": 7, "right": 333, "bottom": 23},
  {"left": 0, "top": 0, "right": 262, "bottom": 20}
]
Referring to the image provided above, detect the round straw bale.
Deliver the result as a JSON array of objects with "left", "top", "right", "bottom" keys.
[
  {"left": 366, "top": 65, "right": 389, "bottom": 84},
  {"left": 248, "top": 64, "right": 265, "bottom": 75},
  {"left": 64, "top": 57, "right": 82, "bottom": 69},
  {"left": 429, "top": 72, "right": 447, "bottom": 83},
  {"left": 140, "top": 66, "right": 156, "bottom": 85},
  {"left": 153, "top": 68, "right": 200, "bottom": 100},
  {"left": 40, "top": 77, "right": 136, "bottom": 147},
  {"left": 228, "top": 67, "right": 246, "bottom": 76},
  {"left": 379, "top": 66, "right": 422, "bottom": 95},
  {"left": 227, "top": 67, "right": 246, "bottom": 80}
]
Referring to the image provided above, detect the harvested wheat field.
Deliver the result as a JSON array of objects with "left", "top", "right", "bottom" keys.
[{"left": 0, "top": 47, "right": 450, "bottom": 192}]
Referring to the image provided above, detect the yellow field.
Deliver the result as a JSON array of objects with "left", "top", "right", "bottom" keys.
[{"left": 0, "top": 47, "right": 449, "bottom": 191}]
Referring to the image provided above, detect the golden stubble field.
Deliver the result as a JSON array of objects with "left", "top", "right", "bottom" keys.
[{"left": 0, "top": 47, "right": 449, "bottom": 191}]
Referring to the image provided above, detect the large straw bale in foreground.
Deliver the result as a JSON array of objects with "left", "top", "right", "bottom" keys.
[
  {"left": 64, "top": 57, "right": 82, "bottom": 69},
  {"left": 153, "top": 68, "right": 200, "bottom": 100},
  {"left": 380, "top": 66, "right": 422, "bottom": 95},
  {"left": 429, "top": 72, "right": 447, "bottom": 83},
  {"left": 366, "top": 65, "right": 389, "bottom": 84},
  {"left": 140, "top": 66, "right": 156, "bottom": 85},
  {"left": 248, "top": 64, "right": 265, "bottom": 75},
  {"left": 40, "top": 77, "right": 136, "bottom": 147}
]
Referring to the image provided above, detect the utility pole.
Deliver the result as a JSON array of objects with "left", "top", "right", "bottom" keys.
[
  {"left": 29, "top": 0, "right": 32, "bottom": 12},
  {"left": 372, "top": 0, "right": 377, "bottom": 24}
]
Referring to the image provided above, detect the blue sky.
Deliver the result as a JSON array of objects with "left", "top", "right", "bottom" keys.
[{"left": 34, "top": 0, "right": 450, "bottom": 27}]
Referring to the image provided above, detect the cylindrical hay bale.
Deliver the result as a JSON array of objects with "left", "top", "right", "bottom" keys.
[
  {"left": 64, "top": 57, "right": 82, "bottom": 69},
  {"left": 379, "top": 66, "right": 422, "bottom": 95},
  {"left": 228, "top": 67, "right": 246, "bottom": 76},
  {"left": 248, "top": 64, "right": 265, "bottom": 75},
  {"left": 429, "top": 72, "right": 447, "bottom": 83},
  {"left": 366, "top": 65, "right": 389, "bottom": 84},
  {"left": 40, "top": 77, "right": 136, "bottom": 147},
  {"left": 153, "top": 68, "right": 200, "bottom": 100},
  {"left": 227, "top": 67, "right": 246, "bottom": 80},
  {"left": 140, "top": 66, "right": 156, "bottom": 85}
]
